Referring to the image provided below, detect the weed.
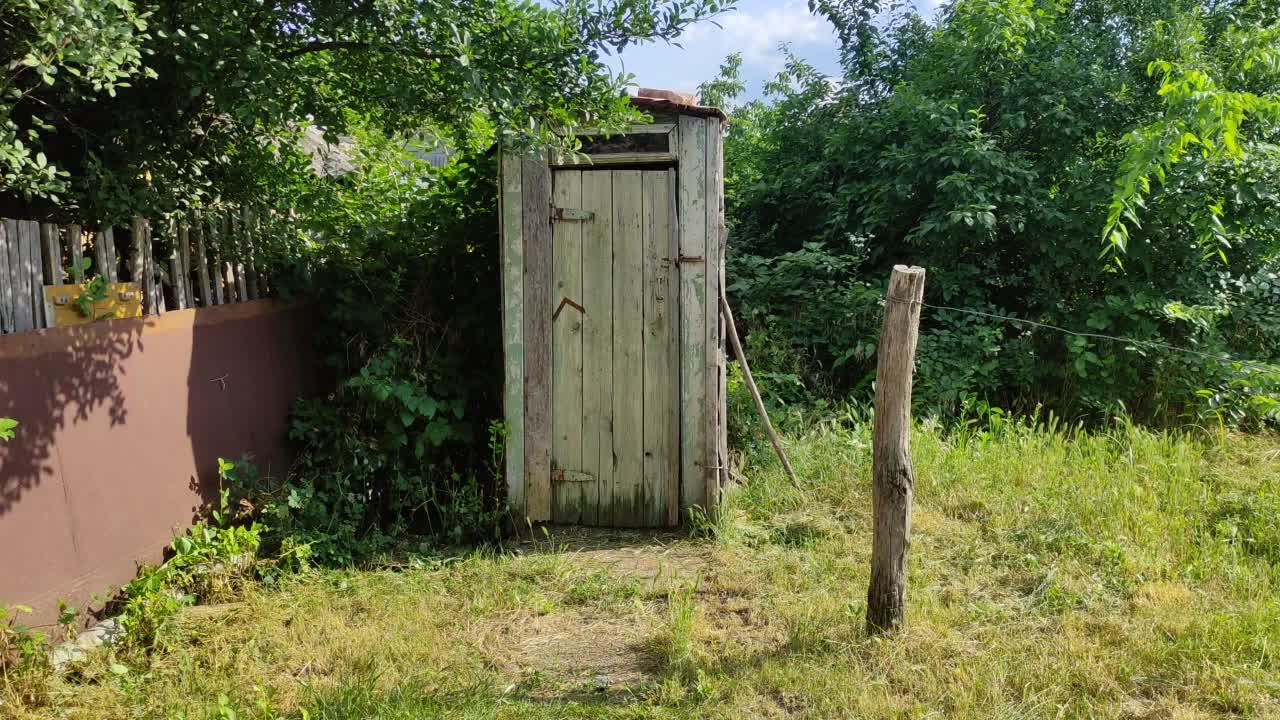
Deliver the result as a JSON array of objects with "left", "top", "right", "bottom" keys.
[
  {"left": 660, "top": 580, "right": 699, "bottom": 680},
  {"left": 118, "top": 458, "right": 262, "bottom": 650}
]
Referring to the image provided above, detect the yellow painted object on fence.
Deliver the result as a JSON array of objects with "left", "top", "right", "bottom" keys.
[{"left": 42, "top": 282, "right": 143, "bottom": 327}]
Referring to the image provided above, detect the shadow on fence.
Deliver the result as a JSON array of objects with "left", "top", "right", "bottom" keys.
[{"left": 0, "top": 321, "right": 142, "bottom": 515}]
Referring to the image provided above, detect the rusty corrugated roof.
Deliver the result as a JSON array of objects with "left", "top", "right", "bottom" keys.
[{"left": 631, "top": 90, "right": 727, "bottom": 121}]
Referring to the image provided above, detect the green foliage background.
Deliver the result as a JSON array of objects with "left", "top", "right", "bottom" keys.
[{"left": 708, "top": 0, "right": 1280, "bottom": 427}]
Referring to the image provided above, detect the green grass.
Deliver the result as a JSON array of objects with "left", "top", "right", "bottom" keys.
[{"left": 8, "top": 418, "right": 1280, "bottom": 719}]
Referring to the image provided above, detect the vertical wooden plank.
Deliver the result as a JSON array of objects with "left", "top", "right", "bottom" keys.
[
  {"left": 705, "top": 117, "right": 725, "bottom": 511},
  {"left": 580, "top": 171, "right": 614, "bottom": 526},
  {"left": 193, "top": 212, "right": 213, "bottom": 307},
  {"left": 642, "top": 170, "right": 677, "bottom": 527},
  {"left": 168, "top": 220, "right": 187, "bottom": 311},
  {"left": 93, "top": 229, "right": 110, "bottom": 282},
  {"left": 231, "top": 211, "right": 248, "bottom": 302},
  {"left": 258, "top": 208, "right": 273, "bottom": 297},
  {"left": 147, "top": 219, "right": 164, "bottom": 313},
  {"left": 551, "top": 170, "right": 585, "bottom": 524},
  {"left": 211, "top": 214, "right": 228, "bottom": 304},
  {"left": 611, "top": 169, "right": 645, "bottom": 527},
  {"left": 12, "top": 221, "right": 35, "bottom": 332},
  {"left": 104, "top": 227, "right": 119, "bottom": 282},
  {"left": 522, "top": 154, "right": 553, "bottom": 523},
  {"left": 130, "top": 216, "right": 147, "bottom": 313},
  {"left": 678, "top": 115, "right": 709, "bottom": 516},
  {"left": 39, "top": 223, "right": 59, "bottom": 326},
  {"left": 169, "top": 248, "right": 184, "bottom": 310},
  {"left": 17, "top": 221, "right": 39, "bottom": 331},
  {"left": 222, "top": 213, "right": 239, "bottom": 303},
  {"left": 40, "top": 223, "right": 60, "bottom": 285},
  {"left": 179, "top": 219, "right": 194, "bottom": 307},
  {"left": 666, "top": 170, "right": 682, "bottom": 525},
  {"left": 242, "top": 206, "right": 260, "bottom": 301},
  {"left": 66, "top": 224, "right": 84, "bottom": 283},
  {"left": 500, "top": 153, "right": 526, "bottom": 518},
  {"left": 0, "top": 220, "right": 12, "bottom": 334}
]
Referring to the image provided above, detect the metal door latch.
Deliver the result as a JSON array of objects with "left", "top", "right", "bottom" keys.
[{"left": 551, "top": 207, "right": 595, "bottom": 223}]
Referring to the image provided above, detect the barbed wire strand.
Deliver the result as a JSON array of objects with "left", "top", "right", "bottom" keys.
[{"left": 884, "top": 295, "right": 1280, "bottom": 375}]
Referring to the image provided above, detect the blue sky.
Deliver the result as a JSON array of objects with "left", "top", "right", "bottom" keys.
[{"left": 601, "top": 0, "right": 946, "bottom": 100}]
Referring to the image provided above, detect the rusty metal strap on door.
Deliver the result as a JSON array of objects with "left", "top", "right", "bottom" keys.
[
  {"left": 552, "top": 469, "right": 597, "bottom": 484},
  {"left": 551, "top": 207, "right": 595, "bottom": 223},
  {"left": 553, "top": 296, "right": 586, "bottom": 321}
]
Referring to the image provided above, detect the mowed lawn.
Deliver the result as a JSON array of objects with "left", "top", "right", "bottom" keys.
[{"left": 10, "top": 420, "right": 1280, "bottom": 719}]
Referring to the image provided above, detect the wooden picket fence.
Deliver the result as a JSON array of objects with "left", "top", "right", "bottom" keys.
[{"left": 0, "top": 208, "right": 291, "bottom": 335}]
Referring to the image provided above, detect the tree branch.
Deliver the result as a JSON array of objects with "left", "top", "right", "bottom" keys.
[{"left": 279, "top": 40, "right": 448, "bottom": 60}]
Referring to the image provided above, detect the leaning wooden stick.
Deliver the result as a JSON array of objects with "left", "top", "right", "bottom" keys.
[{"left": 718, "top": 294, "right": 801, "bottom": 490}]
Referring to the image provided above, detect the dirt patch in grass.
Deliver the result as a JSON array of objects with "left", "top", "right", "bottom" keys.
[{"left": 492, "top": 607, "right": 661, "bottom": 697}]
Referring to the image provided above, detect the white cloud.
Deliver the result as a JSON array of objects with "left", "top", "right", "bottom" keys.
[{"left": 680, "top": 0, "right": 834, "bottom": 70}]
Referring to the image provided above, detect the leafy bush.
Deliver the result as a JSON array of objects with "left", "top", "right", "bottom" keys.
[
  {"left": 0, "top": 418, "right": 15, "bottom": 441},
  {"left": 220, "top": 135, "right": 510, "bottom": 565}
]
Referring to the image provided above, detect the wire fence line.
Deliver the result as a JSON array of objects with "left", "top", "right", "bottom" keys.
[{"left": 884, "top": 295, "right": 1280, "bottom": 375}]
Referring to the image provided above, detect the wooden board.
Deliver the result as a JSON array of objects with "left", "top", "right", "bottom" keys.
[
  {"left": 193, "top": 214, "right": 213, "bottom": 307},
  {"left": 43, "top": 282, "right": 143, "bottom": 326},
  {"left": 715, "top": 123, "right": 730, "bottom": 495},
  {"left": 521, "top": 154, "right": 553, "bottom": 523},
  {"left": 705, "top": 118, "right": 724, "bottom": 509},
  {"left": 242, "top": 207, "right": 260, "bottom": 301},
  {"left": 232, "top": 212, "right": 249, "bottom": 303},
  {"left": 179, "top": 220, "right": 193, "bottom": 308},
  {"left": 551, "top": 170, "right": 586, "bottom": 524},
  {"left": 579, "top": 170, "right": 614, "bottom": 526},
  {"left": 642, "top": 170, "right": 679, "bottom": 526},
  {"left": 41, "top": 223, "right": 60, "bottom": 286},
  {"left": 500, "top": 152, "right": 526, "bottom": 517},
  {"left": 66, "top": 225, "right": 84, "bottom": 283},
  {"left": 611, "top": 169, "right": 645, "bottom": 526},
  {"left": 677, "top": 115, "right": 709, "bottom": 515},
  {"left": 39, "top": 223, "right": 59, "bottom": 326},
  {"left": 0, "top": 221, "right": 11, "bottom": 334},
  {"left": 93, "top": 229, "right": 110, "bottom": 283},
  {"left": 209, "top": 215, "right": 226, "bottom": 305},
  {"left": 16, "top": 220, "right": 39, "bottom": 332},
  {"left": 94, "top": 227, "right": 119, "bottom": 283}
]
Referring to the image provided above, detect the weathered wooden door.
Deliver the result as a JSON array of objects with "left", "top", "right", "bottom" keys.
[{"left": 550, "top": 168, "right": 680, "bottom": 527}]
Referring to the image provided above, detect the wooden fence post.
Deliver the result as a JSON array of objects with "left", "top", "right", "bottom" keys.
[{"left": 866, "top": 264, "right": 926, "bottom": 633}]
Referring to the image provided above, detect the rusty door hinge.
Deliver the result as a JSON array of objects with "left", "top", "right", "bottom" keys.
[
  {"left": 676, "top": 255, "right": 704, "bottom": 265},
  {"left": 552, "top": 207, "right": 595, "bottom": 223}
]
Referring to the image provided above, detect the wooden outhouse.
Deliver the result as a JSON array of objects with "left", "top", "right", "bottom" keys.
[{"left": 499, "top": 90, "right": 728, "bottom": 528}]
